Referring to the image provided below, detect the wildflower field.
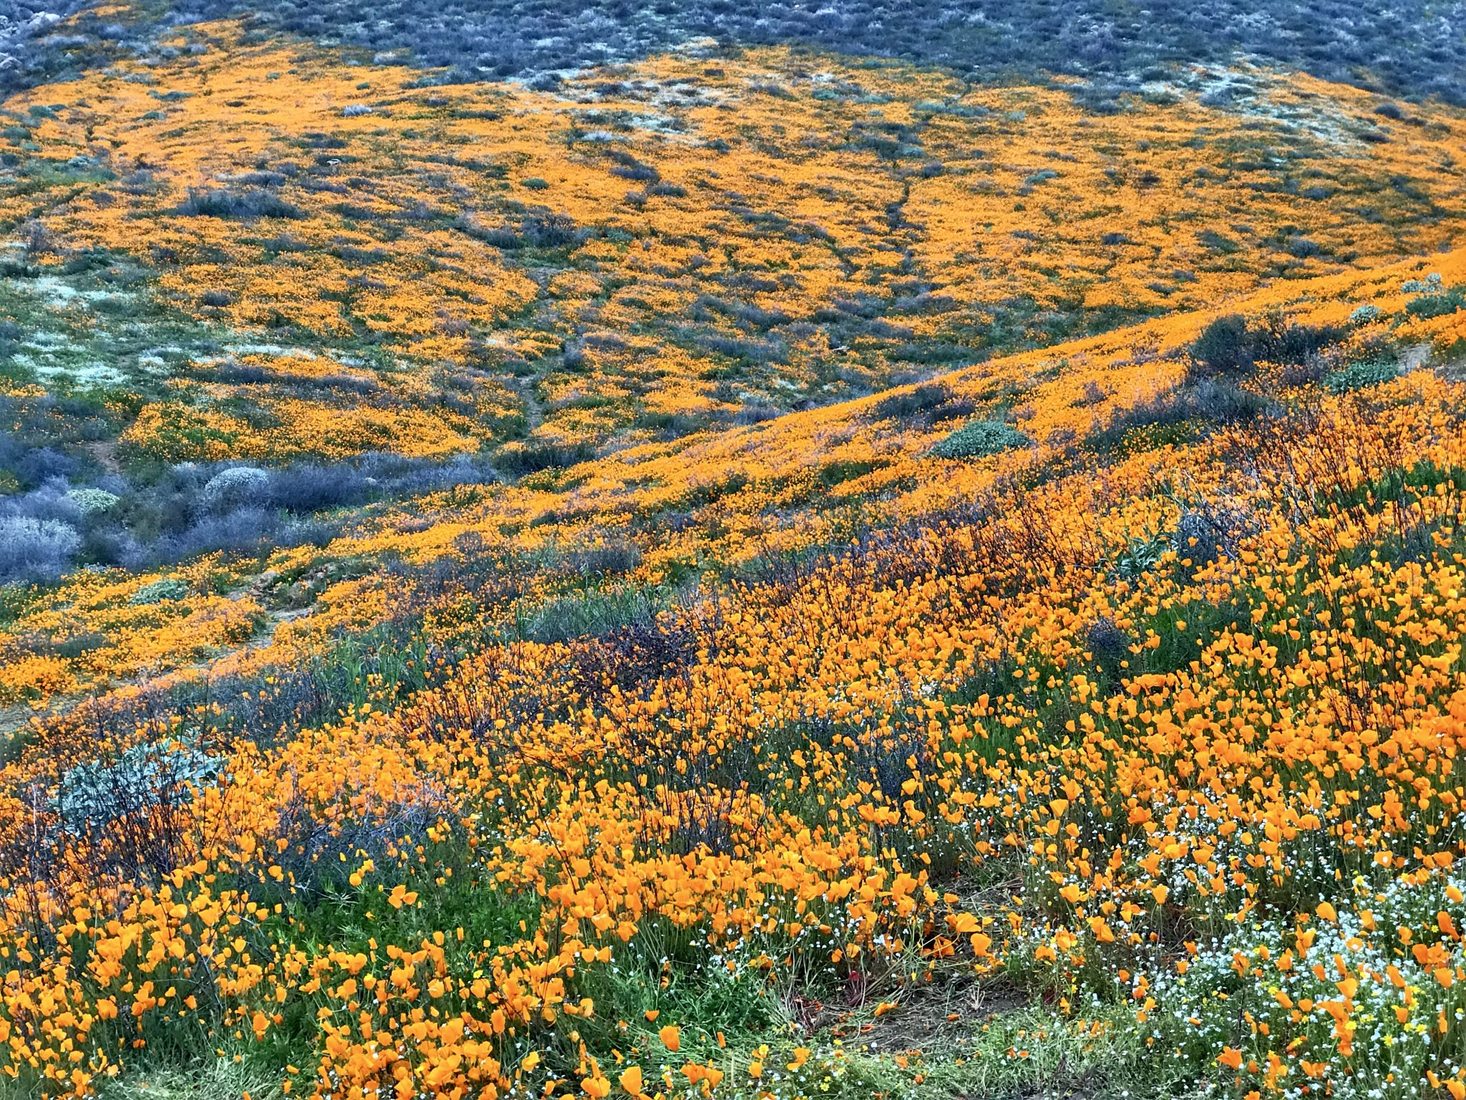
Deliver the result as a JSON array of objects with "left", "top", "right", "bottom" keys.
[{"left": 2, "top": 4, "right": 1466, "bottom": 1099}]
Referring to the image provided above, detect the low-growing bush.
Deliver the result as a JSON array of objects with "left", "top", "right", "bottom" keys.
[
  {"left": 1184, "top": 309, "right": 1343, "bottom": 382},
  {"left": 467, "top": 208, "right": 582, "bottom": 250},
  {"left": 869, "top": 381, "right": 977, "bottom": 427},
  {"left": 1115, "top": 532, "right": 1170, "bottom": 579},
  {"left": 517, "top": 586, "right": 662, "bottom": 646},
  {"left": 1251, "top": 315, "right": 1344, "bottom": 366},
  {"left": 129, "top": 577, "right": 191, "bottom": 605},
  {"left": 23, "top": 452, "right": 503, "bottom": 580},
  {"left": 496, "top": 439, "right": 595, "bottom": 477},
  {"left": 267, "top": 463, "right": 371, "bottom": 513},
  {"left": 1084, "top": 616, "right": 1133, "bottom": 665},
  {"left": 65, "top": 487, "right": 119, "bottom": 515},
  {"left": 930, "top": 418, "right": 1032, "bottom": 460},
  {"left": 1188, "top": 314, "right": 1254, "bottom": 379},
  {"left": 1324, "top": 358, "right": 1399, "bottom": 393},
  {"left": 57, "top": 741, "right": 222, "bottom": 835},
  {"left": 1172, "top": 501, "right": 1249, "bottom": 570},
  {"left": 3, "top": 479, "right": 83, "bottom": 526},
  {"left": 13, "top": 447, "right": 78, "bottom": 489},
  {"left": 1404, "top": 287, "right": 1466, "bottom": 319},
  {"left": 177, "top": 186, "right": 305, "bottom": 220},
  {"left": 153, "top": 506, "right": 277, "bottom": 561},
  {"left": 200, "top": 465, "right": 271, "bottom": 513},
  {"left": 0, "top": 515, "right": 80, "bottom": 583},
  {"left": 55, "top": 740, "right": 223, "bottom": 881},
  {"left": 1090, "top": 379, "right": 1272, "bottom": 454}
]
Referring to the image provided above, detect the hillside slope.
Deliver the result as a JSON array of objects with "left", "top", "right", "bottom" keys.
[
  {"left": 3, "top": 8, "right": 1466, "bottom": 1100},
  {"left": 4, "top": 244, "right": 1464, "bottom": 703},
  {"left": 2, "top": 236, "right": 1466, "bottom": 1098}
]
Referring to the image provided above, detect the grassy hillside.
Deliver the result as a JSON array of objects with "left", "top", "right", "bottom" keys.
[{"left": 2, "top": 8, "right": 1466, "bottom": 1100}]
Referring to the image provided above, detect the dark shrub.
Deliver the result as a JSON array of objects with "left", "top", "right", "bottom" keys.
[
  {"left": 1171, "top": 505, "right": 1248, "bottom": 570},
  {"left": 1183, "top": 380, "right": 1273, "bottom": 422},
  {"left": 386, "top": 453, "right": 498, "bottom": 495},
  {"left": 178, "top": 187, "right": 304, "bottom": 220},
  {"left": 869, "top": 382, "right": 974, "bottom": 427},
  {"left": 853, "top": 727, "right": 931, "bottom": 801},
  {"left": 156, "top": 507, "right": 277, "bottom": 560},
  {"left": 80, "top": 523, "right": 140, "bottom": 568},
  {"left": 268, "top": 463, "right": 370, "bottom": 513},
  {"left": 568, "top": 617, "right": 696, "bottom": 702},
  {"left": 563, "top": 542, "right": 643, "bottom": 579},
  {"left": 278, "top": 518, "right": 339, "bottom": 549},
  {"left": 14, "top": 447, "right": 78, "bottom": 488},
  {"left": 265, "top": 783, "right": 444, "bottom": 898},
  {"left": 472, "top": 208, "right": 583, "bottom": 250},
  {"left": 1252, "top": 316, "right": 1344, "bottom": 366},
  {"left": 1090, "top": 380, "right": 1272, "bottom": 454},
  {"left": 495, "top": 439, "right": 594, "bottom": 477},
  {"left": 7, "top": 480, "right": 83, "bottom": 525},
  {"left": 1084, "top": 616, "right": 1133, "bottom": 665},
  {"left": 1188, "top": 314, "right": 1254, "bottom": 380}
]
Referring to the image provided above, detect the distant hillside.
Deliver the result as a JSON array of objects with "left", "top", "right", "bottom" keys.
[{"left": 3, "top": 0, "right": 1466, "bottom": 103}]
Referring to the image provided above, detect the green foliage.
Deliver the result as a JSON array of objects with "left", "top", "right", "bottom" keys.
[
  {"left": 130, "top": 578, "right": 191, "bottom": 604},
  {"left": 514, "top": 583, "right": 665, "bottom": 645},
  {"left": 1115, "top": 532, "right": 1170, "bottom": 579},
  {"left": 230, "top": 837, "right": 541, "bottom": 1085},
  {"left": 1142, "top": 875, "right": 1466, "bottom": 1100},
  {"left": 66, "top": 487, "right": 120, "bottom": 515},
  {"left": 1325, "top": 459, "right": 1466, "bottom": 515},
  {"left": 816, "top": 458, "right": 884, "bottom": 488},
  {"left": 56, "top": 741, "right": 222, "bottom": 835},
  {"left": 930, "top": 419, "right": 1031, "bottom": 460},
  {"left": 94, "top": 1055, "right": 285, "bottom": 1100},
  {"left": 121, "top": 405, "right": 243, "bottom": 465},
  {"left": 1324, "top": 358, "right": 1398, "bottom": 393},
  {"left": 1404, "top": 287, "right": 1466, "bottom": 319}
]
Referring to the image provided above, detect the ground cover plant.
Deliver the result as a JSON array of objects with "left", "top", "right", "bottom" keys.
[{"left": 1, "top": 4, "right": 1466, "bottom": 1099}]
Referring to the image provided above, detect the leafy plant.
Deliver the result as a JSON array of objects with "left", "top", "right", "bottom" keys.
[
  {"left": 930, "top": 419, "right": 1032, "bottom": 459},
  {"left": 1324, "top": 358, "right": 1399, "bottom": 393}
]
